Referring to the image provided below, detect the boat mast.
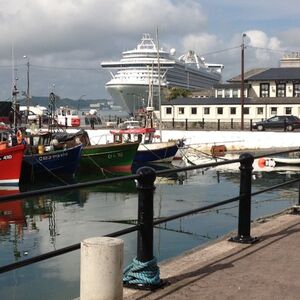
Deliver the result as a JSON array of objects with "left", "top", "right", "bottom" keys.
[
  {"left": 11, "top": 43, "right": 19, "bottom": 131},
  {"left": 156, "top": 27, "right": 162, "bottom": 142}
]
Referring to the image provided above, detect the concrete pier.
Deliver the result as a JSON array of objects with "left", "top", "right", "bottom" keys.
[{"left": 124, "top": 208, "right": 300, "bottom": 299}]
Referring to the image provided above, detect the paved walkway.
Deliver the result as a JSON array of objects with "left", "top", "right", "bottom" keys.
[{"left": 124, "top": 208, "right": 300, "bottom": 300}]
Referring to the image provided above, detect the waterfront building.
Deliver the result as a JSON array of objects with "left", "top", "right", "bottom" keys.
[{"left": 161, "top": 56, "right": 300, "bottom": 126}]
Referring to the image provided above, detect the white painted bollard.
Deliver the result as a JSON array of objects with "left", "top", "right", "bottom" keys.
[{"left": 80, "top": 237, "right": 124, "bottom": 300}]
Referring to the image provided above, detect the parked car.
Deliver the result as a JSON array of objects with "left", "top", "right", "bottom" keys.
[{"left": 252, "top": 115, "right": 300, "bottom": 131}]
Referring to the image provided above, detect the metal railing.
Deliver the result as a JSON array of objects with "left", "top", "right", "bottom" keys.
[{"left": 1, "top": 148, "right": 300, "bottom": 280}]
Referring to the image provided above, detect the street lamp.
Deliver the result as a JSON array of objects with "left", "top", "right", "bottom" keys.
[
  {"left": 77, "top": 94, "right": 86, "bottom": 111},
  {"left": 240, "top": 33, "right": 246, "bottom": 131},
  {"left": 23, "top": 55, "right": 30, "bottom": 122}
]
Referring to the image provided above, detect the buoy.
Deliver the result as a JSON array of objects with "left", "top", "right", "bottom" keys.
[
  {"left": 258, "top": 158, "right": 266, "bottom": 168},
  {"left": 211, "top": 145, "right": 227, "bottom": 157},
  {"left": 38, "top": 145, "right": 44, "bottom": 155}
]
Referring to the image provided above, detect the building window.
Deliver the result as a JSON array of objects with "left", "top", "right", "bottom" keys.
[
  {"left": 271, "top": 107, "right": 277, "bottom": 115},
  {"left": 285, "top": 107, "right": 292, "bottom": 115},
  {"left": 230, "top": 107, "right": 236, "bottom": 115},
  {"left": 276, "top": 83, "right": 286, "bottom": 97},
  {"left": 294, "top": 83, "right": 300, "bottom": 97},
  {"left": 232, "top": 89, "right": 239, "bottom": 98},
  {"left": 257, "top": 107, "right": 264, "bottom": 115},
  {"left": 260, "top": 83, "right": 270, "bottom": 97},
  {"left": 178, "top": 107, "right": 185, "bottom": 114},
  {"left": 204, "top": 107, "right": 210, "bottom": 114},
  {"left": 217, "top": 89, "right": 223, "bottom": 98},
  {"left": 243, "top": 107, "right": 249, "bottom": 114},
  {"left": 166, "top": 107, "right": 172, "bottom": 114},
  {"left": 225, "top": 89, "right": 231, "bottom": 98},
  {"left": 191, "top": 107, "right": 197, "bottom": 115},
  {"left": 217, "top": 107, "right": 223, "bottom": 114}
]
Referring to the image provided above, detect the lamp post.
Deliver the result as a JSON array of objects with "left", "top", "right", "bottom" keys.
[
  {"left": 77, "top": 94, "right": 86, "bottom": 112},
  {"left": 23, "top": 55, "right": 30, "bottom": 123},
  {"left": 240, "top": 34, "right": 246, "bottom": 130}
]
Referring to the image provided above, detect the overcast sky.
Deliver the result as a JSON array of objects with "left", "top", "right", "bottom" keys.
[{"left": 1, "top": 0, "right": 300, "bottom": 101}]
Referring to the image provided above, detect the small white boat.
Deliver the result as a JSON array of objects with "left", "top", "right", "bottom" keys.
[{"left": 262, "top": 156, "right": 300, "bottom": 166}]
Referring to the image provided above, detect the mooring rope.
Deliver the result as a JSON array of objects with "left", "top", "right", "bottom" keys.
[
  {"left": 84, "top": 154, "right": 115, "bottom": 176},
  {"left": 123, "top": 256, "right": 160, "bottom": 286}
]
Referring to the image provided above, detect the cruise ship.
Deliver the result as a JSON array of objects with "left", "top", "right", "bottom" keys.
[{"left": 101, "top": 33, "right": 224, "bottom": 113}]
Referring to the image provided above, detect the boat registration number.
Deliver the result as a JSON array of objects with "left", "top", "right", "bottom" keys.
[
  {"left": 0, "top": 155, "right": 12, "bottom": 161},
  {"left": 39, "top": 152, "right": 68, "bottom": 161}
]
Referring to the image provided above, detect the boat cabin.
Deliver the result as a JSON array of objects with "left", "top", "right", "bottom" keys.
[
  {"left": 110, "top": 127, "right": 158, "bottom": 144},
  {"left": 56, "top": 107, "right": 80, "bottom": 127}
]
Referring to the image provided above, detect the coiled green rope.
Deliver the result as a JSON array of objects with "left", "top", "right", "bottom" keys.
[{"left": 123, "top": 256, "right": 160, "bottom": 286}]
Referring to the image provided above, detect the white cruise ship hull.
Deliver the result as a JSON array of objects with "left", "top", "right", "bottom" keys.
[{"left": 106, "top": 83, "right": 163, "bottom": 113}]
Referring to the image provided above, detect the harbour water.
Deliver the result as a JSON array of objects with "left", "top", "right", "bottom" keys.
[{"left": 0, "top": 159, "right": 299, "bottom": 300}]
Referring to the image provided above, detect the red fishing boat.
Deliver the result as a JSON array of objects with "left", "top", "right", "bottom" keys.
[{"left": 0, "top": 125, "right": 25, "bottom": 187}]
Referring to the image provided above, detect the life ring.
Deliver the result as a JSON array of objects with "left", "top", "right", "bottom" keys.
[{"left": 16, "top": 130, "right": 23, "bottom": 144}]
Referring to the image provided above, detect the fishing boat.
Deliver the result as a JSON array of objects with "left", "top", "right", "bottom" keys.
[
  {"left": 110, "top": 127, "right": 178, "bottom": 163},
  {"left": 0, "top": 125, "right": 25, "bottom": 187},
  {"left": 51, "top": 129, "right": 139, "bottom": 174},
  {"left": 55, "top": 106, "right": 80, "bottom": 127},
  {"left": 21, "top": 139, "right": 82, "bottom": 182}
]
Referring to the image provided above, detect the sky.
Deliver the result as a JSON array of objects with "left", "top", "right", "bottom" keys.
[{"left": 1, "top": 0, "right": 300, "bottom": 101}]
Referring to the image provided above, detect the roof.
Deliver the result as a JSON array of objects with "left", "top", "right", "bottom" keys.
[
  {"left": 110, "top": 127, "right": 156, "bottom": 135},
  {"left": 228, "top": 68, "right": 267, "bottom": 82},
  {"left": 213, "top": 83, "right": 251, "bottom": 89},
  {"left": 247, "top": 68, "right": 300, "bottom": 81}
]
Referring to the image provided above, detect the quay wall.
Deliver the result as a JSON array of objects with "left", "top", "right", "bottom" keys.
[{"left": 81, "top": 129, "right": 300, "bottom": 152}]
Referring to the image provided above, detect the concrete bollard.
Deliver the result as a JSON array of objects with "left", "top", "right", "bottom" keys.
[{"left": 80, "top": 237, "right": 124, "bottom": 300}]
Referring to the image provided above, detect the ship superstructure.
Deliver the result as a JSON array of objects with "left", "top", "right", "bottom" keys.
[{"left": 101, "top": 33, "right": 224, "bottom": 113}]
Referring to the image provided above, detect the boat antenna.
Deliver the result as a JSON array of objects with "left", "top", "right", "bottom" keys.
[
  {"left": 11, "top": 42, "right": 19, "bottom": 131},
  {"left": 156, "top": 27, "right": 162, "bottom": 142}
]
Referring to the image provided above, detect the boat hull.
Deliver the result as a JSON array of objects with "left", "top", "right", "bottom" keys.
[
  {"left": 0, "top": 144, "right": 25, "bottom": 186},
  {"left": 80, "top": 142, "right": 139, "bottom": 174},
  {"left": 21, "top": 144, "right": 82, "bottom": 182},
  {"left": 134, "top": 141, "right": 178, "bottom": 163}
]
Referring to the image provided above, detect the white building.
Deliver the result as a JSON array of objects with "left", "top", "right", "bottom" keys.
[{"left": 161, "top": 66, "right": 300, "bottom": 124}]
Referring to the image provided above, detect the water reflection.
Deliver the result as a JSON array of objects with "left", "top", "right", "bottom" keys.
[{"left": 0, "top": 159, "right": 299, "bottom": 300}]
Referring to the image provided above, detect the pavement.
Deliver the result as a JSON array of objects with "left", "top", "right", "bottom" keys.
[{"left": 124, "top": 208, "right": 300, "bottom": 300}]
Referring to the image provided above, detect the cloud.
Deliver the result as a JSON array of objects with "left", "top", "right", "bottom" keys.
[
  {"left": 0, "top": 1, "right": 299, "bottom": 100},
  {"left": 0, "top": 0, "right": 209, "bottom": 99}
]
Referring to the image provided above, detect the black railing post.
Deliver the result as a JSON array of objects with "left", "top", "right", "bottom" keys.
[
  {"left": 202, "top": 118, "right": 205, "bottom": 129},
  {"left": 231, "top": 118, "right": 233, "bottom": 129},
  {"left": 185, "top": 118, "right": 188, "bottom": 131},
  {"left": 229, "top": 153, "right": 259, "bottom": 244},
  {"left": 136, "top": 166, "right": 156, "bottom": 262},
  {"left": 124, "top": 166, "right": 164, "bottom": 289},
  {"left": 250, "top": 119, "right": 252, "bottom": 131},
  {"left": 172, "top": 117, "right": 175, "bottom": 128},
  {"left": 217, "top": 119, "right": 220, "bottom": 131}
]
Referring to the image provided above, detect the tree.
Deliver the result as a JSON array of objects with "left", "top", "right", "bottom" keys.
[{"left": 165, "top": 87, "right": 192, "bottom": 100}]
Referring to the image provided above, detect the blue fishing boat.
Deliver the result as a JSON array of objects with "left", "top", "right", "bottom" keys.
[{"left": 21, "top": 143, "right": 82, "bottom": 182}]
